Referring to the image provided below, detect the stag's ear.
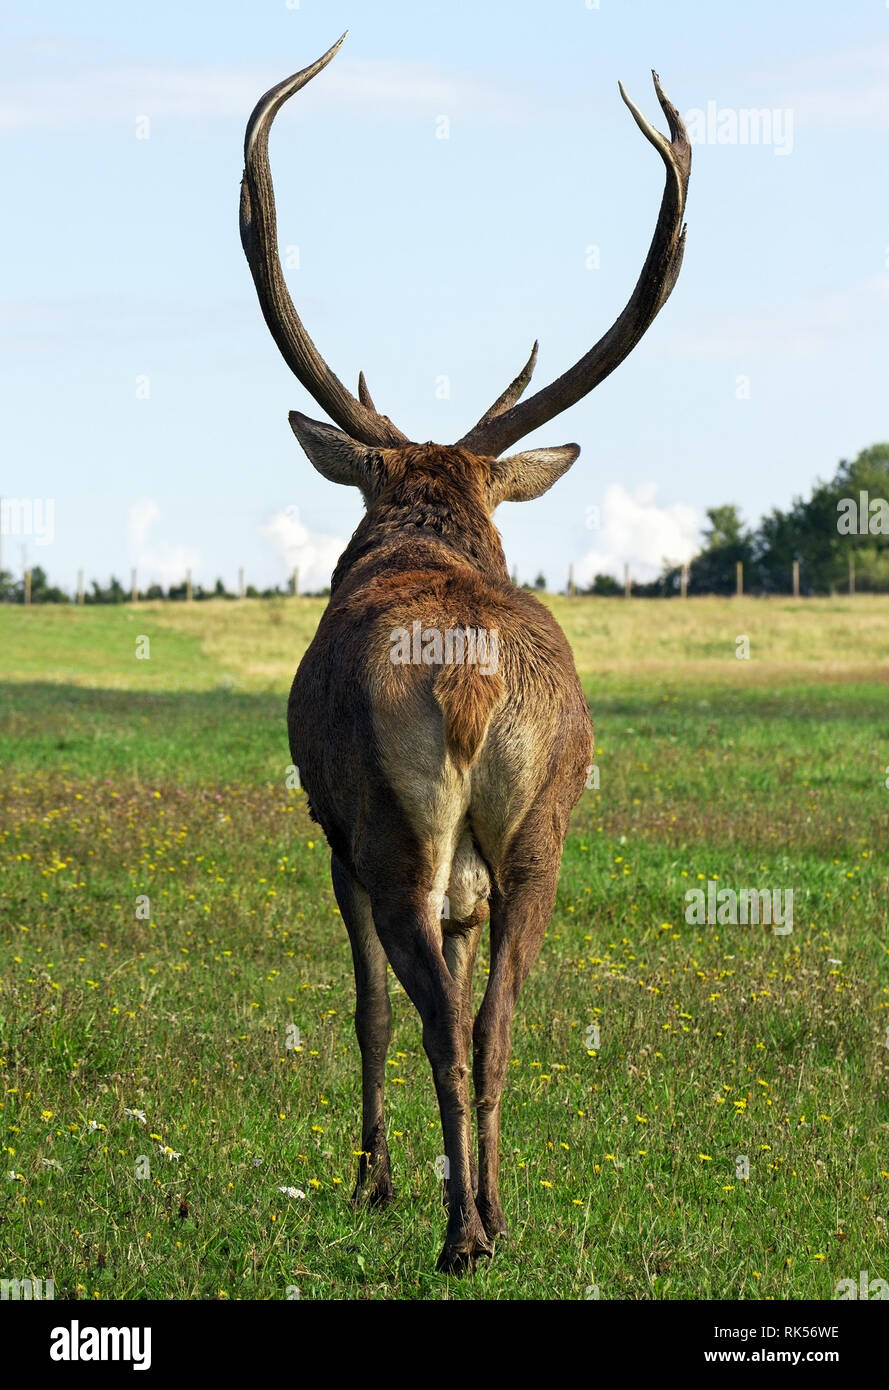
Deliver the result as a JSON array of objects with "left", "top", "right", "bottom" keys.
[
  {"left": 488, "top": 444, "right": 580, "bottom": 507},
  {"left": 288, "top": 412, "right": 384, "bottom": 499}
]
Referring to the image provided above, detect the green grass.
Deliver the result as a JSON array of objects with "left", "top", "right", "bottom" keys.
[{"left": 1, "top": 598, "right": 887, "bottom": 1299}]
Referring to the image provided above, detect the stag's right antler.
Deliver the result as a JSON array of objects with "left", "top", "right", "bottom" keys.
[
  {"left": 458, "top": 72, "right": 691, "bottom": 458},
  {"left": 240, "top": 32, "right": 408, "bottom": 449}
]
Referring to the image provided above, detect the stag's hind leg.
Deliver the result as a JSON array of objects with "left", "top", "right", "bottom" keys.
[
  {"left": 371, "top": 889, "right": 492, "bottom": 1273},
  {"left": 441, "top": 903, "right": 486, "bottom": 1204},
  {"left": 472, "top": 840, "right": 563, "bottom": 1242},
  {"left": 331, "top": 854, "right": 394, "bottom": 1208}
]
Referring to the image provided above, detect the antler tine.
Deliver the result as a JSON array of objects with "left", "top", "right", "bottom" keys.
[
  {"left": 458, "top": 71, "right": 691, "bottom": 457},
  {"left": 465, "top": 341, "right": 538, "bottom": 436},
  {"left": 240, "top": 34, "right": 408, "bottom": 448}
]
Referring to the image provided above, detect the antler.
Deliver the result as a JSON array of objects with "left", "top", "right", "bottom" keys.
[
  {"left": 458, "top": 72, "right": 691, "bottom": 458},
  {"left": 240, "top": 33, "right": 408, "bottom": 448}
]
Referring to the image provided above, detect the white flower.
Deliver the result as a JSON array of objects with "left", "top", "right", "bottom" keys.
[
  {"left": 124, "top": 1108, "right": 147, "bottom": 1124},
  {"left": 276, "top": 1185, "right": 306, "bottom": 1200},
  {"left": 41, "top": 1158, "right": 63, "bottom": 1172},
  {"left": 158, "top": 1144, "right": 182, "bottom": 1161}
]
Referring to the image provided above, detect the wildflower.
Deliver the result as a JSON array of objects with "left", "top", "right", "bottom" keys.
[{"left": 277, "top": 1186, "right": 306, "bottom": 1199}]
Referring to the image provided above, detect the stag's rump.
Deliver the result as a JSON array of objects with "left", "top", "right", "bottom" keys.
[{"left": 288, "top": 580, "right": 592, "bottom": 909}]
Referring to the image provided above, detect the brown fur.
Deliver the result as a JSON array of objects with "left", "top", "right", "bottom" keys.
[
  {"left": 243, "top": 45, "right": 691, "bottom": 1274},
  {"left": 288, "top": 440, "right": 593, "bottom": 1272},
  {"left": 433, "top": 662, "right": 505, "bottom": 772}
]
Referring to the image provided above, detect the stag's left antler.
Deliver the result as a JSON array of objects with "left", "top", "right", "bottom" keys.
[
  {"left": 457, "top": 72, "right": 691, "bottom": 458},
  {"left": 240, "top": 32, "right": 408, "bottom": 448}
]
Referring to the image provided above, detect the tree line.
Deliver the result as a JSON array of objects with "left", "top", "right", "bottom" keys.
[
  {"left": 587, "top": 444, "right": 889, "bottom": 596},
  {"left": 3, "top": 444, "right": 887, "bottom": 603}
]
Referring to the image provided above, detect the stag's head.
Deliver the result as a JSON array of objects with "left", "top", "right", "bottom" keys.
[{"left": 240, "top": 34, "right": 691, "bottom": 519}]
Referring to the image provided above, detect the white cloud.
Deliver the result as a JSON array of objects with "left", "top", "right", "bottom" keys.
[
  {"left": 127, "top": 497, "right": 200, "bottom": 588},
  {"left": 577, "top": 483, "right": 699, "bottom": 585},
  {"left": 0, "top": 56, "right": 514, "bottom": 130},
  {"left": 263, "top": 505, "right": 344, "bottom": 593}
]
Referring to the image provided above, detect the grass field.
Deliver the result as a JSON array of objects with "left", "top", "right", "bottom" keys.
[{"left": 1, "top": 595, "right": 887, "bottom": 1300}]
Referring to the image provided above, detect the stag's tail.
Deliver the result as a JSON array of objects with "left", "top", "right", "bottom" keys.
[{"left": 434, "top": 660, "right": 505, "bottom": 772}]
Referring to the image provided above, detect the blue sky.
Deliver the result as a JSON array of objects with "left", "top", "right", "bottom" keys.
[{"left": 3, "top": 0, "right": 888, "bottom": 592}]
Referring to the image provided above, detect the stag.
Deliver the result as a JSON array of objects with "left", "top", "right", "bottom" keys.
[{"left": 241, "top": 33, "right": 690, "bottom": 1273}]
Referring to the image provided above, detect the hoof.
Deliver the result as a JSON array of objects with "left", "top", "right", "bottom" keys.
[
  {"left": 477, "top": 1200, "right": 508, "bottom": 1241},
  {"left": 351, "top": 1172, "right": 395, "bottom": 1210},
  {"left": 436, "top": 1232, "right": 494, "bottom": 1275}
]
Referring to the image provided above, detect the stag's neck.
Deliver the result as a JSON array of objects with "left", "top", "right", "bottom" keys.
[{"left": 330, "top": 503, "right": 509, "bottom": 597}]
